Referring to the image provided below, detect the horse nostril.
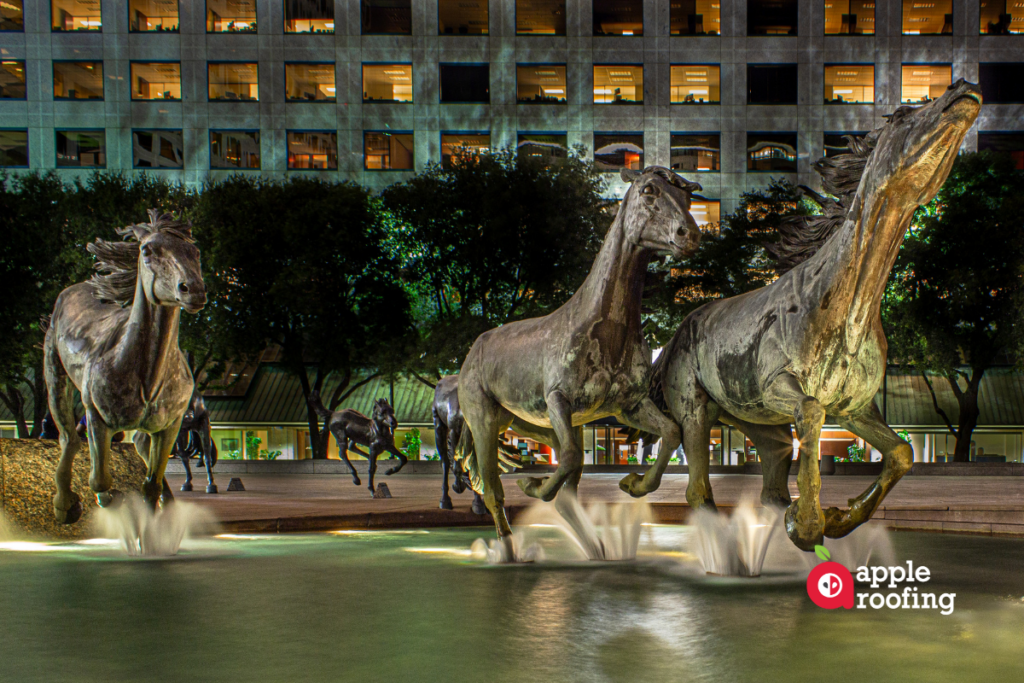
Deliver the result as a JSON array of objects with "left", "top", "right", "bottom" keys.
[{"left": 178, "top": 283, "right": 189, "bottom": 294}]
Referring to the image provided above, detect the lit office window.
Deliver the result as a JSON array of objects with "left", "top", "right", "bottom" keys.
[
  {"left": 362, "top": 64, "right": 413, "bottom": 103},
  {"left": 902, "top": 0, "right": 952, "bottom": 34},
  {"left": 824, "top": 1, "right": 875, "bottom": 34},
  {"left": 132, "top": 129, "right": 184, "bottom": 168},
  {"left": 594, "top": 133, "right": 644, "bottom": 171},
  {"left": 363, "top": 0, "right": 410, "bottom": 34},
  {"left": 439, "top": 0, "right": 488, "bottom": 34},
  {"left": 594, "top": 65, "right": 643, "bottom": 103},
  {"left": 594, "top": 0, "right": 643, "bottom": 35},
  {"left": 285, "top": 0, "right": 334, "bottom": 33},
  {"left": 53, "top": 61, "right": 103, "bottom": 100},
  {"left": 206, "top": 0, "right": 256, "bottom": 32},
  {"left": 978, "top": 132, "right": 1024, "bottom": 169},
  {"left": 285, "top": 63, "right": 336, "bottom": 101},
  {"left": 1, "top": 0, "right": 24, "bottom": 31},
  {"left": 981, "top": 1, "right": 1024, "bottom": 33},
  {"left": 824, "top": 132, "right": 867, "bottom": 158},
  {"left": 130, "top": 63, "right": 182, "bottom": 101},
  {"left": 747, "top": 132, "right": 798, "bottom": 172},
  {"left": 0, "top": 129, "right": 28, "bottom": 166},
  {"left": 517, "top": 65, "right": 567, "bottom": 104},
  {"left": 824, "top": 64, "right": 874, "bottom": 103},
  {"left": 364, "top": 132, "right": 414, "bottom": 170},
  {"left": 670, "top": 134, "right": 720, "bottom": 172},
  {"left": 288, "top": 131, "right": 338, "bottom": 170},
  {"left": 0, "top": 61, "right": 26, "bottom": 99},
  {"left": 440, "top": 64, "right": 490, "bottom": 103},
  {"left": 748, "top": 0, "right": 798, "bottom": 35},
  {"left": 748, "top": 64, "right": 798, "bottom": 104},
  {"left": 208, "top": 63, "right": 259, "bottom": 101},
  {"left": 516, "top": 0, "right": 566, "bottom": 35},
  {"left": 441, "top": 133, "right": 489, "bottom": 167},
  {"left": 671, "top": 0, "right": 721, "bottom": 35},
  {"left": 900, "top": 64, "right": 951, "bottom": 103},
  {"left": 210, "top": 130, "right": 260, "bottom": 169},
  {"left": 689, "top": 198, "right": 721, "bottom": 232},
  {"left": 517, "top": 133, "right": 568, "bottom": 167},
  {"left": 52, "top": 0, "right": 101, "bottom": 31},
  {"left": 129, "top": 1, "right": 179, "bottom": 32},
  {"left": 979, "top": 63, "right": 1024, "bottom": 103},
  {"left": 56, "top": 130, "right": 106, "bottom": 167},
  {"left": 671, "top": 65, "right": 720, "bottom": 103}
]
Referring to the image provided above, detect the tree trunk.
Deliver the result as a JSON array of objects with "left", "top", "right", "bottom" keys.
[
  {"left": 0, "top": 385, "right": 30, "bottom": 438},
  {"left": 295, "top": 364, "right": 329, "bottom": 460},
  {"left": 949, "top": 370, "right": 984, "bottom": 463},
  {"left": 30, "top": 367, "right": 46, "bottom": 438}
]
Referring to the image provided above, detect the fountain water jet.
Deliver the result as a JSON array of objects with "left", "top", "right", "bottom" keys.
[
  {"left": 95, "top": 494, "right": 216, "bottom": 557},
  {"left": 690, "top": 501, "right": 779, "bottom": 577}
]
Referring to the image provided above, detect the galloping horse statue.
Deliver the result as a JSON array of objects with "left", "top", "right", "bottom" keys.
[
  {"left": 309, "top": 393, "right": 408, "bottom": 495},
  {"left": 44, "top": 210, "right": 206, "bottom": 523},
  {"left": 635, "top": 80, "right": 982, "bottom": 550},
  {"left": 172, "top": 392, "right": 218, "bottom": 494},
  {"left": 455, "top": 166, "right": 702, "bottom": 558}
]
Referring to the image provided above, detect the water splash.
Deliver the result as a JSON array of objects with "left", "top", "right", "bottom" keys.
[
  {"left": 470, "top": 534, "right": 543, "bottom": 564},
  {"left": 690, "top": 502, "right": 779, "bottom": 577},
  {"left": 94, "top": 494, "right": 217, "bottom": 557},
  {"left": 817, "top": 522, "right": 896, "bottom": 571},
  {"left": 514, "top": 493, "right": 654, "bottom": 561}
]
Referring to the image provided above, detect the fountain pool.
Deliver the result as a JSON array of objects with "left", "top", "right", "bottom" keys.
[{"left": 0, "top": 528, "right": 1021, "bottom": 683}]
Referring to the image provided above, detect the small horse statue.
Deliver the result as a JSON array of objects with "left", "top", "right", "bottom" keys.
[
  {"left": 455, "top": 166, "right": 702, "bottom": 558},
  {"left": 172, "top": 392, "right": 218, "bottom": 494},
  {"left": 636, "top": 80, "right": 982, "bottom": 550},
  {"left": 309, "top": 392, "right": 408, "bottom": 495},
  {"left": 44, "top": 210, "right": 206, "bottom": 523}
]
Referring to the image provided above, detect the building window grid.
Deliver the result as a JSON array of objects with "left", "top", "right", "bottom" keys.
[
  {"left": 288, "top": 131, "right": 339, "bottom": 170},
  {"left": 0, "top": 60, "right": 26, "bottom": 99},
  {"left": 364, "top": 131, "right": 414, "bottom": 170},
  {"left": 129, "top": 0, "right": 180, "bottom": 32},
  {"left": 132, "top": 128, "right": 184, "bottom": 169},
  {"left": 1, "top": 0, "right": 24, "bottom": 31},
  {"left": 206, "top": 0, "right": 257, "bottom": 32},
  {"left": 130, "top": 62, "right": 182, "bottom": 101}
]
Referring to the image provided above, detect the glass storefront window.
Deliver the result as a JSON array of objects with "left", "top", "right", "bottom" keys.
[
  {"left": 132, "top": 129, "right": 184, "bottom": 168},
  {"left": 363, "top": 0, "right": 410, "bottom": 34},
  {"left": 902, "top": 0, "right": 952, "bottom": 34},
  {"left": 593, "top": 0, "right": 643, "bottom": 35},
  {"left": 56, "top": 129, "right": 106, "bottom": 167},
  {"left": 1, "top": 0, "right": 24, "bottom": 31},
  {"left": 208, "top": 63, "right": 259, "bottom": 101},
  {"left": 130, "top": 62, "right": 182, "bottom": 101},
  {"left": 285, "top": 63, "right": 336, "bottom": 102},
  {"left": 517, "top": 133, "right": 568, "bottom": 168},
  {"left": 364, "top": 132, "right": 414, "bottom": 170},
  {"left": 52, "top": 0, "right": 101, "bottom": 31},
  {"left": 210, "top": 130, "right": 260, "bottom": 169},
  {"left": 747, "top": 132, "right": 798, "bottom": 172},
  {"left": 516, "top": 0, "right": 565, "bottom": 35},
  {"left": 0, "top": 60, "right": 26, "bottom": 99},
  {"left": 206, "top": 0, "right": 256, "bottom": 32},
  {"left": 670, "top": 133, "right": 720, "bottom": 172},
  {"left": 53, "top": 61, "right": 103, "bottom": 100},
  {"left": 288, "top": 131, "right": 338, "bottom": 170},
  {"left": 671, "top": 0, "right": 721, "bottom": 35},
  {"left": 824, "top": 64, "right": 874, "bottom": 103},
  {"left": 516, "top": 65, "right": 567, "bottom": 104},
  {"left": 285, "top": 0, "right": 333, "bottom": 33},
  {"left": 824, "top": 1, "right": 875, "bottom": 35},
  {"left": 901, "top": 64, "right": 951, "bottom": 103},
  {"left": 0, "top": 129, "right": 28, "bottom": 167},
  {"left": 594, "top": 65, "right": 643, "bottom": 103},
  {"left": 129, "top": 0, "right": 179, "bottom": 32},
  {"left": 439, "top": 0, "right": 488, "bottom": 34},
  {"left": 981, "top": 0, "right": 1024, "bottom": 33},
  {"left": 441, "top": 133, "right": 489, "bottom": 167},
  {"left": 362, "top": 64, "right": 413, "bottom": 103},
  {"left": 671, "top": 65, "right": 720, "bottom": 103},
  {"left": 594, "top": 133, "right": 644, "bottom": 171}
]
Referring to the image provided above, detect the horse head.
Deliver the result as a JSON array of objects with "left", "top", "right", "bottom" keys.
[
  {"left": 618, "top": 166, "right": 702, "bottom": 259},
  {"left": 372, "top": 398, "right": 398, "bottom": 438},
  {"left": 127, "top": 210, "right": 207, "bottom": 314}
]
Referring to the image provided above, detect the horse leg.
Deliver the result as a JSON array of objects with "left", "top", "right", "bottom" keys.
[
  {"left": 550, "top": 429, "right": 606, "bottom": 559},
  {"left": 336, "top": 433, "right": 361, "bottom": 486},
  {"left": 179, "top": 448, "right": 194, "bottom": 492},
  {"left": 725, "top": 417, "right": 794, "bottom": 507},
  {"left": 384, "top": 445, "right": 408, "bottom": 476},
  {"left": 141, "top": 421, "right": 181, "bottom": 511},
  {"left": 199, "top": 427, "right": 217, "bottom": 494},
  {"left": 616, "top": 397, "right": 684, "bottom": 498},
  {"left": 367, "top": 445, "right": 379, "bottom": 495},
  {"left": 517, "top": 391, "right": 584, "bottom": 502},
  {"left": 825, "top": 404, "right": 914, "bottom": 538},
  {"left": 435, "top": 410, "right": 454, "bottom": 509},
  {"left": 45, "top": 342, "right": 82, "bottom": 524},
  {"left": 84, "top": 406, "right": 120, "bottom": 509}
]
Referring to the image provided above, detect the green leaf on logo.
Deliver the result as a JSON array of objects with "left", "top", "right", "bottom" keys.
[{"left": 814, "top": 545, "right": 831, "bottom": 562}]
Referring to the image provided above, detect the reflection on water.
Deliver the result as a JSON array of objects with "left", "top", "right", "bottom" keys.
[{"left": 0, "top": 528, "right": 1021, "bottom": 682}]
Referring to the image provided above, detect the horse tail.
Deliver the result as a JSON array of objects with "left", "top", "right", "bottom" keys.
[
  {"left": 432, "top": 405, "right": 449, "bottom": 465},
  {"left": 307, "top": 390, "right": 333, "bottom": 420}
]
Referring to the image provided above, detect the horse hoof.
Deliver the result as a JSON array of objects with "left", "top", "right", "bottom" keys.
[
  {"left": 471, "top": 499, "right": 488, "bottom": 516},
  {"left": 516, "top": 477, "right": 546, "bottom": 499},
  {"left": 785, "top": 502, "right": 824, "bottom": 551},
  {"left": 96, "top": 490, "right": 123, "bottom": 509},
  {"left": 180, "top": 482, "right": 193, "bottom": 492},
  {"left": 206, "top": 485, "right": 218, "bottom": 494},
  {"left": 54, "top": 494, "right": 83, "bottom": 525},
  {"left": 352, "top": 477, "right": 361, "bottom": 487},
  {"left": 617, "top": 472, "right": 646, "bottom": 498},
  {"left": 440, "top": 497, "right": 454, "bottom": 510}
]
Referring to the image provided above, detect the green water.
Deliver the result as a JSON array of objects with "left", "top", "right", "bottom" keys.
[{"left": 0, "top": 529, "right": 1022, "bottom": 683}]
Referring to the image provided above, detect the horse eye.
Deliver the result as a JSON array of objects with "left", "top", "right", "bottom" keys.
[
  {"left": 642, "top": 185, "right": 656, "bottom": 195},
  {"left": 141, "top": 245, "right": 153, "bottom": 257}
]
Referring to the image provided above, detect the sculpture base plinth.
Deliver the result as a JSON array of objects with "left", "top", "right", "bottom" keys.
[{"left": 0, "top": 438, "right": 147, "bottom": 540}]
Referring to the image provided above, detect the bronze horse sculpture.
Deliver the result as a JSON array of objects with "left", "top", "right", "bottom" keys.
[
  {"left": 172, "top": 392, "right": 218, "bottom": 494},
  {"left": 309, "top": 392, "right": 408, "bottom": 495},
  {"left": 634, "top": 79, "right": 983, "bottom": 550},
  {"left": 455, "top": 166, "right": 702, "bottom": 558},
  {"left": 44, "top": 210, "right": 206, "bottom": 523}
]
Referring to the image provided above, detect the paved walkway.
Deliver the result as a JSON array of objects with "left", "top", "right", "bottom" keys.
[{"left": 166, "top": 471, "right": 1024, "bottom": 537}]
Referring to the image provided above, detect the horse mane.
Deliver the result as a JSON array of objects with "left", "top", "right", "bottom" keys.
[
  {"left": 766, "top": 129, "right": 880, "bottom": 274},
  {"left": 86, "top": 209, "right": 194, "bottom": 306}
]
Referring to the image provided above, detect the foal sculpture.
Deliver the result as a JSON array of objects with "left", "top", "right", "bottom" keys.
[
  {"left": 634, "top": 80, "right": 982, "bottom": 549},
  {"left": 172, "top": 392, "right": 218, "bottom": 494},
  {"left": 44, "top": 210, "right": 207, "bottom": 522},
  {"left": 309, "top": 393, "right": 408, "bottom": 495},
  {"left": 455, "top": 167, "right": 702, "bottom": 555}
]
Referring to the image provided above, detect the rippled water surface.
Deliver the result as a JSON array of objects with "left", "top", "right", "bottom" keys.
[{"left": 0, "top": 528, "right": 1022, "bottom": 683}]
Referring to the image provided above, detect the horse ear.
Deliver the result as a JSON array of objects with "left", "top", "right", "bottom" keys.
[
  {"left": 620, "top": 168, "right": 641, "bottom": 184},
  {"left": 675, "top": 175, "right": 703, "bottom": 194}
]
